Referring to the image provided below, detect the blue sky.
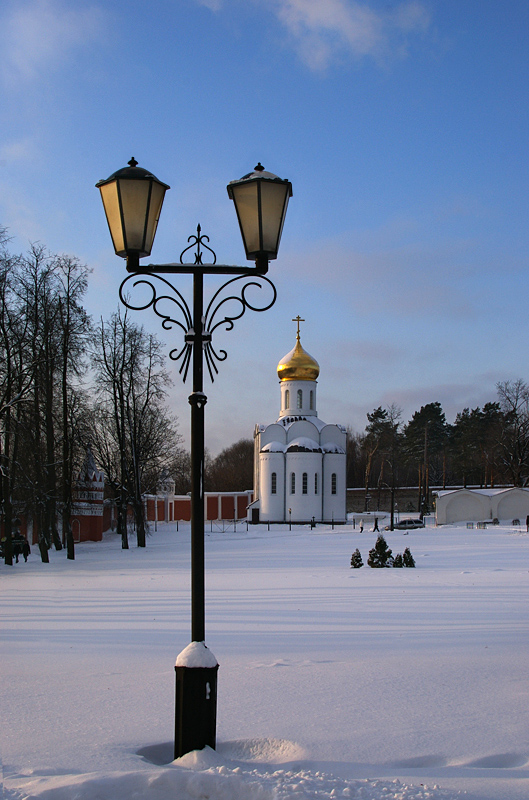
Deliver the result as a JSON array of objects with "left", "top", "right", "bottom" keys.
[{"left": 1, "top": 0, "right": 528, "bottom": 454}]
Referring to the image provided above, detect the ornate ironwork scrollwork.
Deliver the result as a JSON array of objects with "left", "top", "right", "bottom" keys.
[
  {"left": 119, "top": 273, "right": 195, "bottom": 380},
  {"left": 119, "top": 229, "right": 277, "bottom": 384},
  {"left": 202, "top": 273, "right": 276, "bottom": 381}
]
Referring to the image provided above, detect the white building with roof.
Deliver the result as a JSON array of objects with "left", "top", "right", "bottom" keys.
[
  {"left": 435, "top": 487, "right": 529, "bottom": 524},
  {"left": 250, "top": 319, "right": 346, "bottom": 524}
]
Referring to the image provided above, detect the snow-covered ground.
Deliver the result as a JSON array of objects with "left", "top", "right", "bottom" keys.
[{"left": 1, "top": 519, "right": 528, "bottom": 800}]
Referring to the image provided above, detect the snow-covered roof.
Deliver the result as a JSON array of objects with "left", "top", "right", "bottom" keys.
[
  {"left": 276, "top": 415, "right": 328, "bottom": 432},
  {"left": 322, "top": 442, "right": 345, "bottom": 454},
  {"left": 261, "top": 441, "right": 286, "bottom": 453},
  {"left": 286, "top": 437, "right": 322, "bottom": 452},
  {"left": 436, "top": 487, "right": 528, "bottom": 498}
]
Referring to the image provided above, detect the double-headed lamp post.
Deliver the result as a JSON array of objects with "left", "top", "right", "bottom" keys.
[{"left": 96, "top": 158, "right": 292, "bottom": 758}]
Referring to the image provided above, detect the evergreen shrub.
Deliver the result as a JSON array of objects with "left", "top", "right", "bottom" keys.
[
  {"left": 350, "top": 548, "right": 363, "bottom": 568},
  {"left": 367, "top": 534, "right": 393, "bottom": 568}
]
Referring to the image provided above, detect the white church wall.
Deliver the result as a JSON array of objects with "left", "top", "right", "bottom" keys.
[
  {"left": 253, "top": 427, "right": 262, "bottom": 503},
  {"left": 322, "top": 453, "right": 347, "bottom": 522},
  {"left": 285, "top": 452, "right": 323, "bottom": 521},
  {"left": 259, "top": 453, "right": 285, "bottom": 520}
]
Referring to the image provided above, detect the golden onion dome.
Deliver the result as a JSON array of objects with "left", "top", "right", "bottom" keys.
[{"left": 277, "top": 335, "right": 320, "bottom": 382}]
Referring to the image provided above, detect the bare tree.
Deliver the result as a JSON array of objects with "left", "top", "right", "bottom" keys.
[
  {"left": 56, "top": 255, "right": 91, "bottom": 560},
  {"left": 91, "top": 310, "right": 176, "bottom": 547},
  {"left": 0, "top": 244, "right": 34, "bottom": 565},
  {"left": 0, "top": 241, "right": 92, "bottom": 563},
  {"left": 496, "top": 379, "right": 529, "bottom": 486}
]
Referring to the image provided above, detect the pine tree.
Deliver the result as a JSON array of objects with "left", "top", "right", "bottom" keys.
[
  {"left": 350, "top": 548, "right": 363, "bottom": 568},
  {"left": 403, "top": 547, "right": 416, "bottom": 567},
  {"left": 367, "top": 534, "right": 393, "bottom": 568},
  {"left": 393, "top": 553, "right": 403, "bottom": 567}
]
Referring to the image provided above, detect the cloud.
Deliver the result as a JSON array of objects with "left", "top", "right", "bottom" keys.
[
  {"left": 0, "top": 0, "right": 105, "bottom": 89},
  {"left": 193, "top": 0, "right": 431, "bottom": 70},
  {"left": 273, "top": 0, "right": 431, "bottom": 70},
  {"left": 0, "top": 137, "right": 38, "bottom": 164}
]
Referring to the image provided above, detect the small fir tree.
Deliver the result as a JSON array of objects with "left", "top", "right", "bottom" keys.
[
  {"left": 393, "top": 553, "right": 403, "bottom": 568},
  {"left": 350, "top": 548, "right": 363, "bottom": 568},
  {"left": 403, "top": 547, "right": 416, "bottom": 567},
  {"left": 367, "top": 534, "right": 393, "bottom": 568}
]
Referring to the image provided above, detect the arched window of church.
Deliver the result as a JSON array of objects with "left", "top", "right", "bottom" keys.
[
  {"left": 285, "top": 389, "right": 290, "bottom": 409},
  {"left": 297, "top": 389, "right": 302, "bottom": 409},
  {"left": 331, "top": 473, "right": 337, "bottom": 495},
  {"left": 310, "top": 391, "right": 314, "bottom": 410},
  {"left": 271, "top": 472, "right": 277, "bottom": 494},
  {"left": 314, "top": 473, "right": 318, "bottom": 494},
  {"left": 291, "top": 472, "right": 296, "bottom": 494},
  {"left": 302, "top": 473, "right": 308, "bottom": 494}
]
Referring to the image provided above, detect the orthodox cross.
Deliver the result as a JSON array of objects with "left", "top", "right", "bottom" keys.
[{"left": 292, "top": 315, "right": 305, "bottom": 340}]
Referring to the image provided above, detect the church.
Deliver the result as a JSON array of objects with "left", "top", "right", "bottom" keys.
[{"left": 250, "top": 318, "right": 347, "bottom": 524}]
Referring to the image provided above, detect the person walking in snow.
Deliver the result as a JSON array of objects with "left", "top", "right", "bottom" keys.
[
  {"left": 21, "top": 537, "right": 30, "bottom": 562},
  {"left": 373, "top": 517, "right": 379, "bottom": 532},
  {"left": 359, "top": 519, "right": 364, "bottom": 533}
]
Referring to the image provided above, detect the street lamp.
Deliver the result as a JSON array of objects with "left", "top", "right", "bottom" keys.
[
  {"left": 227, "top": 162, "right": 292, "bottom": 272},
  {"left": 96, "top": 157, "right": 170, "bottom": 270},
  {"left": 96, "top": 158, "right": 292, "bottom": 759}
]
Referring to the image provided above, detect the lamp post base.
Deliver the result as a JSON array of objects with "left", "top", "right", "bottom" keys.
[
  {"left": 174, "top": 642, "right": 219, "bottom": 759},
  {"left": 174, "top": 664, "right": 219, "bottom": 758}
]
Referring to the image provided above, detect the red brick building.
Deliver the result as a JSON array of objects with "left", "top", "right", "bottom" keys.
[
  {"left": 26, "top": 456, "right": 253, "bottom": 544},
  {"left": 144, "top": 490, "right": 253, "bottom": 524}
]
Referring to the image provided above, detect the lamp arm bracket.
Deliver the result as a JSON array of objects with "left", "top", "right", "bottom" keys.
[
  {"left": 133, "top": 263, "right": 268, "bottom": 276},
  {"left": 120, "top": 242, "right": 276, "bottom": 383},
  {"left": 119, "top": 272, "right": 195, "bottom": 380}
]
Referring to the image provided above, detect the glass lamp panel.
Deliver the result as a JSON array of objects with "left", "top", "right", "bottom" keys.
[
  {"left": 118, "top": 179, "right": 151, "bottom": 255},
  {"left": 99, "top": 181, "right": 125, "bottom": 256},
  {"left": 260, "top": 181, "right": 290, "bottom": 257},
  {"left": 231, "top": 181, "right": 260, "bottom": 257},
  {"left": 143, "top": 180, "right": 166, "bottom": 257}
]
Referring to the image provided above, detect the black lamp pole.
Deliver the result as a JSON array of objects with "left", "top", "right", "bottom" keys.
[
  {"left": 96, "top": 161, "right": 292, "bottom": 759},
  {"left": 190, "top": 267, "right": 206, "bottom": 643}
]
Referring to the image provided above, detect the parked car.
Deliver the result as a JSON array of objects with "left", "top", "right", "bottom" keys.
[{"left": 385, "top": 518, "right": 425, "bottom": 530}]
